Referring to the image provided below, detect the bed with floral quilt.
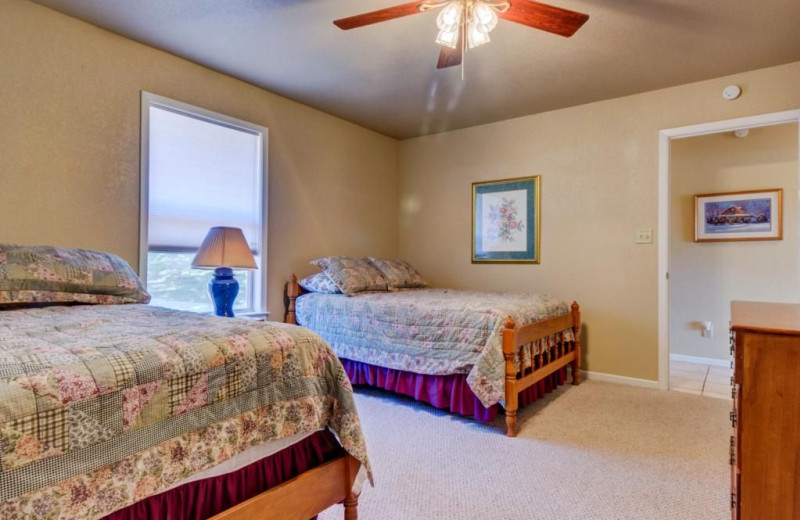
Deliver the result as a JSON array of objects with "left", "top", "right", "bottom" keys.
[
  {"left": 285, "top": 256, "right": 582, "bottom": 437},
  {"left": 0, "top": 244, "right": 370, "bottom": 520}
]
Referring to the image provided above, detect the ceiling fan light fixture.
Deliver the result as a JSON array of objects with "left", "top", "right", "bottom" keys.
[
  {"left": 436, "top": 27, "right": 460, "bottom": 48},
  {"left": 467, "top": 22, "right": 491, "bottom": 48},
  {"left": 436, "top": 1, "right": 463, "bottom": 32},
  {"left": 472, "top": 2, "right": 498, "bottom": 32},
  {"left": 332, "top": 0, "right": 589, "bottom": 73}
]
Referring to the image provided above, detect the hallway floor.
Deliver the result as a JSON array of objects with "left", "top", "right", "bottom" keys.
[{"left": 669, "top": 360, "right": 732, "bottom": 400}]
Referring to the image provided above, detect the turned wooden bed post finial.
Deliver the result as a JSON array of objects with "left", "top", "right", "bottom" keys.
[
  {"left": 571, "top": 301, "right": 581, "bottom": 386},
  {"left": 502, "top": 316, "right": 518, "bottom": 437},
  {"left": 285, "top": 274, "right": 300, "bottom": 325},
  {"left": 504, "top": 316, "right": 516, "bottom": 330}
]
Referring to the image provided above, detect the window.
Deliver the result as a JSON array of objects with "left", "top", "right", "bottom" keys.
[{"left": 140, "top": 92, "right": 268, "bottom": 315}]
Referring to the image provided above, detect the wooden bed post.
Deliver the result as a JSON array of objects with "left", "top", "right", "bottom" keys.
[
  {"left": 285, "top": 274, "right": 300, "bottom": 325},
  {"left": 502, "top": 316, "right": 519, "bottom": 437},
  {"left": 343, "top": 455, "right": 360, "bottom": 520},
  {"left": 571, "top": 302, "right": 581, "bottom": 385}
]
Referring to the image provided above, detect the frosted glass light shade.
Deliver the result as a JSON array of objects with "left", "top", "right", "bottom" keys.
[
  {"left": 467, "top": 23, "right": 491, "bottom": 48},
  {"left": 437, "top": 1, "right": 463, "bottom": 31},
  {"left": 436, "top": 27, "right": 460, "bottom": 48},
  {"left": 472, "top": 2, "right": 498, "bottom": 31},
  {"left": 191, "top": 227, "right": 257, "bottom": 270}
]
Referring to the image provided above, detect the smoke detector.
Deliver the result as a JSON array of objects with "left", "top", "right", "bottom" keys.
[
  {"left": 723, "top": 85, "right": 742, "bottom": 100},
  {"left": 734, "top": 129, "right": 750, "bottom": 138}
]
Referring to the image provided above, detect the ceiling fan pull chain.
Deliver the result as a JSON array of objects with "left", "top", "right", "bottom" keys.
[{"left": 461, "top": 0, "right": 466, "bottom": 80}]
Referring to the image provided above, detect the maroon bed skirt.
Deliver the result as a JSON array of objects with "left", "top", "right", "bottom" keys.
[
  {"left": 102, "top": 429, "right": 342, "bottom": 520},
  {"left": 341, "top": 358, "right": 568, "bottom": 423}
]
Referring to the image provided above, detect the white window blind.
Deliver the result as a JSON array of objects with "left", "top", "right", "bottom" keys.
[{"left": 148, "top": 106, "right": 262, "bottom": 252}]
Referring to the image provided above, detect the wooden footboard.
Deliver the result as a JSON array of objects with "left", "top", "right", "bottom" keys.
[
  {"left": 502, "top": 302, "right": 581, "bottom": 437},
  {"left": 211, "top": 452, "right": 361, "bottom": 520}
]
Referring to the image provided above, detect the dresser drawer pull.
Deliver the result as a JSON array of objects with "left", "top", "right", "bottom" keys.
[
  {"left": 731, "top": 492, "right": 736, "bottom": 509},
  {"left": 730, "top": 376, "right": 735, "bottom": 387},
  {"left": 730, "top": 411, "right": 737, "bottom": 427},
  {"left": 729, "top": 436, "right": 735, "bottom": 465},
  {"left": 731, "top": 386, "right": 736, "bottom": 399}
]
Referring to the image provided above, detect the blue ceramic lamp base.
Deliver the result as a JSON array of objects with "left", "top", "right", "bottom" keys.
[{"left": 208, "top": 267, "right": 239, "bottom": 317}]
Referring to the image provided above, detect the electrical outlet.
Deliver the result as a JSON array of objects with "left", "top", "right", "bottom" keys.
[{"left": 635, "top": 229, "right": 653, "bottom": 244}]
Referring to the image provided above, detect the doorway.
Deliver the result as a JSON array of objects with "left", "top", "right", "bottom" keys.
[{"left": 657, "top": 110, "right": 800, "bottom": 391}]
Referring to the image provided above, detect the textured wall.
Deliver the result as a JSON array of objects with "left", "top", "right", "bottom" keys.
[
  {"left": 5, "top": 0, "right": 800, "bottom": 383},
  {"left": 670, "top": 124, "right": 799, "bottom": 360},
  {"left": 398, "top": 61, "right": 800, "bottom": 381},
  {"left": 0, "top": 0, "right": 399, "bottom": 318}
]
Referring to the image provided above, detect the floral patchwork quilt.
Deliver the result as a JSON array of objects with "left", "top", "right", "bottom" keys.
[
  {"left": 0, "top": 304, "right": 369, "bottom": 519},
  {"left": 295, "top": 289, "right": 573, "bottom": 408}
]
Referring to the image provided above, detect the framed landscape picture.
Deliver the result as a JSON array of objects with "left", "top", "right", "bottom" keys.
[
  {"left": 472, "top": 176, "right": 540, "bottom": 263},
  {"left": 694, "top": 188, "right": 783, "bottom": 242}
]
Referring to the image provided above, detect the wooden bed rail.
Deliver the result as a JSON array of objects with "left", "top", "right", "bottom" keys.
[
  {"left": 211, "top": 452, "right": 360, "bottom": 520},
  {"left": 502, "top": 302, "right": 581, "bottom": 437}
]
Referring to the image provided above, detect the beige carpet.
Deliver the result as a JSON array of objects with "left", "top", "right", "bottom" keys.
[{"left": 320, "top": 380, "right": 730, "bottom": 520}]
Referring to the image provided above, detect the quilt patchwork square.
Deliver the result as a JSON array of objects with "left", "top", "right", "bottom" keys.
[
  {"left": 168, "top": 373, "right": 206, "bottom": 415},
  {"left": 37, "top": 408, "right": 67, "bottom": 452}
]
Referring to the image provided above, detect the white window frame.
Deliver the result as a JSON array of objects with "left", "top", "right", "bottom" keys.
[{"left": 139, "top": 91, "right": 269, "bottom": 316}]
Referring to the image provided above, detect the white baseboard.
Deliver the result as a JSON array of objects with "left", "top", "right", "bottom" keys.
[
  {"left": 581, "top": 370, "right": 660, "bottom": 390},
  {"left": 669, "top": 353, "right": 730, "bottom": 368}
]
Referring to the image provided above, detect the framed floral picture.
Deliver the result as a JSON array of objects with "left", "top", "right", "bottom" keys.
[
  {"left": 694, "top": 188, "right": 783, "bottom": 242},
  {"left": 472, "top": 176, "right": 540, "bottom": 263}
]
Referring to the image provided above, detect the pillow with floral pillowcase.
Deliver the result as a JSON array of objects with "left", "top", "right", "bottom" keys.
[
  {"left": 0, "top": 244, "right": 151, "bottom": 306},
  {"left": 367, "top": 257, "right": 428, "bottom": 290},
  {"left": 310, "top": 256, "right": 388, "bottom": 296},
  {"left": 298, "top": 272, "right": 341, "bottom": 294}
]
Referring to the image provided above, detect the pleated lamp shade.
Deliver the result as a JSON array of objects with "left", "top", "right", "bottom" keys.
[{"left": 191, "top": 227, "right": 258, "bottom": 270}]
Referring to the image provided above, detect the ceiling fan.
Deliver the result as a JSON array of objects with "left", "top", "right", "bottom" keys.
[{"left": 333, "top": 0, "right": 589, "bottom": 70}]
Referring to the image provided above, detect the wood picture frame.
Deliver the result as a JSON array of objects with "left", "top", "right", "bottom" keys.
[
  {"left": 694, "top": 188, "right": 783, "bottom": 242},
  {"left": 472, "top": 176, "right": 541, "bottom": 263}
]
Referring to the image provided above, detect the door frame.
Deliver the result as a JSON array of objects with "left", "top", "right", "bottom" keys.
[{"left": 657, "top": 109, "right": 800, "bottom": 389}]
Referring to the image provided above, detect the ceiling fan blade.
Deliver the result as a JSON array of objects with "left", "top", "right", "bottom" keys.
[
  {"left": 437, "top": 42, "right": 463, "bottom": 69},
  {"left": 334, "top": 1, "right": 429, "bottom": 30},
  {"left": 499, "top": 0, "right": 589, "bottom": 37}
]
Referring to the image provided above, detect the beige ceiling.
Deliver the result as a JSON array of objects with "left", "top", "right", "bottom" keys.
[{"left": 30, "top": 0, "right": 800, "bottom": 139}]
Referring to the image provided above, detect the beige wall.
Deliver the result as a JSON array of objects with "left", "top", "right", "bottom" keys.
[
  {"left": 5, "top": 0, "right": 800, "bottom": 382},
  {"left": 398, "top": 61, "right": 800, "bottom": 382},
  {"left": 669, "top": 124, "right": 799, "bottom": 360},
  {"left": 0, "top": 0, "right": 399, "bottom": 317}
]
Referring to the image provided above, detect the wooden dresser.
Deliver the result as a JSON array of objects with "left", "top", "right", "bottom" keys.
[{"left": 730, "top": 301, "right": 800, "bottom": 520}]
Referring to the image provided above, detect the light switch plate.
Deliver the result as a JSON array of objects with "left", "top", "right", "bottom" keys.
[{"left": 635, "top": 229, "right": 653, "bottom": 244}]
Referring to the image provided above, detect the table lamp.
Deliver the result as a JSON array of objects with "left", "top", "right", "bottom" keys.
[{"left": 191, "top": 227, "right": 257, "bottom": 317}]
